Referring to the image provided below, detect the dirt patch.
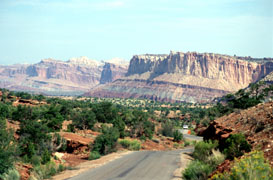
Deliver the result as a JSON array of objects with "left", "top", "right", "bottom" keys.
[
  {"left": 16, "top": 163, "right": 33, "bottom": 180},
  {"left": 52, "top": 151, "right": 132, "bottom": 180},
  {"left": 6, "top": 120, "right": 20, "bottom": 139},
  {"left": 59, "top": 132, "right": 94, "bottom": 153},
  {"left": 62, "top": 153, "right": 89, "bottom": 167},
  {"left": 141, "top": 136, "right": 183, "bottom": 151}
]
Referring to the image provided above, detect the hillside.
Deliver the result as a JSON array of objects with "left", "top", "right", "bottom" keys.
[
  {"left": 200, "top": 101, "right": 273, "bottom": 166},
  {"left": 85, "top": 51, "right": 273, "bottom": 103}
]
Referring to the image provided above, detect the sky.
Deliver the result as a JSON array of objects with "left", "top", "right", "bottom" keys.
[{"left": 0, "top": 0, "right": 272, "bottom": 65}]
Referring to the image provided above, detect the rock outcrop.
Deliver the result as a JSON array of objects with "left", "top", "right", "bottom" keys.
[
  {"left": 100, "top": 62, "right": 128, "bottom": 84},
  {"left": 199, "top": 102, "right": 273, "bottom": 166},
  {"left": 86, "top": 51, "right": 273, "bottom": 102}
]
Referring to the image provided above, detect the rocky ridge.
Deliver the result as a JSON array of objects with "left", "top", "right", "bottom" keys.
[
  {"left": 86, "top": 51, "right": 273, "bottom": 103},
  {"left": 261, "top": 71, "right": 273, "bottom": 83}
]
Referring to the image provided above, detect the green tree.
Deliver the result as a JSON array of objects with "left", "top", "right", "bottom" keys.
[
  {"left": 0, "top": 117, "right": 17, "bottom": 174},
  {"left": 113, "top": 116, "right": 125, "bottom": 138},
  {"left": 19, "top": 118, "right": 51, "bottom": 161},
  {"left": 0, "top": 102, "right": 12, "bottom": 119},
  {"left": 12, "top": 105, "right": 33, "bottom": 122},
  {"left": 71, "top": 109, "right": 96, "bottom": 130},
  {"left": 223, "top": 133, "right": 251, "bottom": 160},
  {"left": 33, "top": 94, "right": 45, "bottom": 102},
  {"left": 173, "top": 130, "right": 183, "bottom": 142},
  {"left": 161, "top": 121, "right": 174, "bottom": 137},
  {"left": 42, "top": 105, "right": 64, "bottom": 131},
  {"left": 92, "top": 127, "right": 120, "bottom": 155}
]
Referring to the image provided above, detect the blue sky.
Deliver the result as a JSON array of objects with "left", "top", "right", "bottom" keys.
[{"left": 0, "top": 0, "right": 272, "bottom": 65}]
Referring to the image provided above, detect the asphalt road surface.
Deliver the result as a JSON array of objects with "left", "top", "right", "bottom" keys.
[
  {"left": 68, "top": 148, "right": 193, "bottom": 180},
  {"left": 178, "top": 129, "right": 203, "bottom": 141},
  {"left": 183, "top": 134, "right": 203, "bottom": 141}
]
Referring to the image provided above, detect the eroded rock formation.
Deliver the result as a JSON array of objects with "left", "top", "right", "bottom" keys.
[
  {"left": 0, "top": 57, "right": 128, "bottom": 95},
  {"left": 100, "top": 62, "right": 128, "bottom": 84},
  {"left": 86, "top": 51, "right": 273, "bottom": 102},
  {"left": 199, "top": 102, "right": 273, "bottom": 167}
]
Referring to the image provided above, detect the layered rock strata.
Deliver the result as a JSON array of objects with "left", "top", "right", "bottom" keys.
[
  {"left": 100, "top": 63, "right": 128, "bottom": 84},
  {"left": 86, "top": 51, "right": 273, "bottom": 102},
  {"left": 0, "top": 57, "right": 128, "bottom": 95}
]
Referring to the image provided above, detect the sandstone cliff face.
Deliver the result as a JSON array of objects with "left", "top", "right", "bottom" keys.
[
  {"left": 29, "top": 58, "right": 103, "bottom": 85},
  {"left": 87, "top": 51, "right": 273, "bottom": 103},
  {"left": 0, "top": 57, "right": 109, "bottom": 95},
  {"left": 127, "top": 52, "right": 273, "bottom": 91},
  {"left": 0, "top": 57, "right": 129, "bottom": 95},
  {"left": 100, "top": 63, "right": 128, "bottom": 84}
]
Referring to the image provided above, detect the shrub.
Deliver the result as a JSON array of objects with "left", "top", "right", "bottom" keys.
[
  {"left": 173, "top": 143, "right": 179, "bottom": 148},
  {"left": 30, "top": 155, "right": 41, "bottom": 166},
  {"left": 71, "top": 109, "right": 96, "bottom": 130},
  {"left": 210, "top": 151, "right": 273, "bottom": 180},
  {"left": 92, "top": 127, "right": 120, "bottom": 155},
  {"left": 223, "top": 133, "right": 251, "bottom": 160},
  {"left": 113, "top": 116, "right": 126, "bottom": 138},
  {"left": 193, "top": 140, "right": 218, "bottom": 162},
  {"left": 58, "top": 164, "right": 65, "bottom": 172},
  {"left": 129, "top": 141, "right": 139, "bottom": 149},
  {"left": 184, "top": 141, "right": 190, "bottom": 147},
  {"left": 32, "top": 160, "right": 58, "bottom": 179},
  {"left": 173, "top": 130, "right": 183, "bottom": 142},
  {"left": 161, "top": 122, "right": 174, "bottom": 137},
  {"left": 142, "top": 120, "right": 155, "bottom": 139},
  {"left": 207, "top": 149, "right": 225, "bottom": 169},
  {"left": 119, "top": 139, "right": 130, "bottom": 148},
  {"left": 119, "top": 139, "right": 141, "bottom": 151},
  {"left": 182, "top": 160, "right": 214, "bottom": 180},
  {"left": 41, "top": 149, "right": 51, "bottom": 165},
  {"left": 0, "top": 168, "right": 20, "bottom": 180},
  {"left": 0, "top": 118, "right": 17, "bottom": 174},
  {"left": 88, "top": 151, "right": 101, "bottom": 160},
  {"left": 140, "top": 135, "right": 146, "bottom": 141}
]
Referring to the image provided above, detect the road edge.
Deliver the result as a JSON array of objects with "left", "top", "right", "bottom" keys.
[
  {"left": 51, "top": 151, "right": 132, "bottom": 180},
  {"left": 172, "top": 148, "right": 193, "bottom": 180}
]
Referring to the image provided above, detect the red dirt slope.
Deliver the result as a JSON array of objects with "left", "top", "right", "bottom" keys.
[{"left": 200, "top": 102, "right": 273, "bottom": 166}]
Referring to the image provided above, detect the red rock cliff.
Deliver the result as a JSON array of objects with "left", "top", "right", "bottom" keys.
[{"left": 87, "top": 51, "right": 273, "bottom": 102}]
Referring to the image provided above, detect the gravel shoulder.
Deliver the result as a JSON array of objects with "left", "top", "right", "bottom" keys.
[{"left": 172, "top": 148, "right": 193, "bottom": 180}]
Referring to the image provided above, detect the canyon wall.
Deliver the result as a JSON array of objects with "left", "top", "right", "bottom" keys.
[
  {"left": 100, "top": 63, "right": 128, "bottom": 84},
  {"left": 86, "top": 51, "right": 273, "bottom": 102},
  {"left": 0, "top": 57, "right": 128, "bottom": 95},
  {"left": 1, "top": 52, "right": 272, "bottom": 102}
]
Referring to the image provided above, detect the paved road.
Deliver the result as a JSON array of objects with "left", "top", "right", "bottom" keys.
[
  {"left": 68, "top": 148, "right": 193, "bottom": 180},
  {"left": 183, "top": 134, "right": 203, "bottom": 141},
  {"left": 178, "top": 129, "right": 203, "bottom": 141}
]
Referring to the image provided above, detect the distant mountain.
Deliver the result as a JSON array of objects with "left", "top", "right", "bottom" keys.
[
  {"left": 0, "top": 57, "right": 129, "bottom": 95},
  {"left": 100, "top": 62, "right": 128, "bottom": 84},
  {"left": 85, "top": 51, "right": 273, "bottom": 103}
]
